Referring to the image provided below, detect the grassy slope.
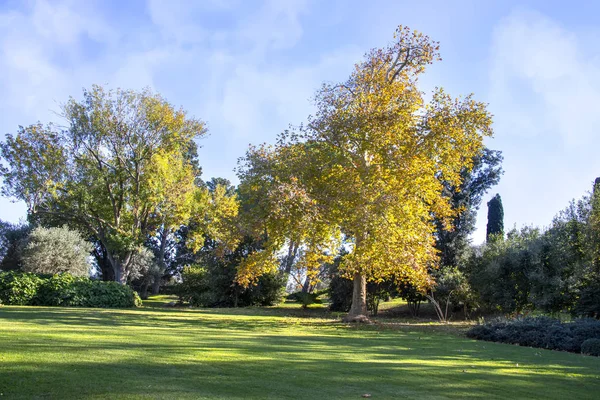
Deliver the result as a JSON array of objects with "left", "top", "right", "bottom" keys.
[{"left": 0, "top": 302, "right": 599, "bottom": 399}]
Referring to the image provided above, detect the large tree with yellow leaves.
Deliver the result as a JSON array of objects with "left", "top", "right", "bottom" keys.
[{"left": 237, "top": 26, "right": 493, "bottom": 320}]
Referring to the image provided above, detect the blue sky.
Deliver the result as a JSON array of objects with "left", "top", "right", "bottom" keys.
[{"left": 1, "top": 0, "right": 599, "bottom": 244}]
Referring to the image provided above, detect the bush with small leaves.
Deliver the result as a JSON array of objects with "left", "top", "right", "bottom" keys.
[
  {"left": 466, "top": 317, "right": 600, "bottom": 354},
  {"left": 581, "top": 338, "right": 600, "bottom": 356}
]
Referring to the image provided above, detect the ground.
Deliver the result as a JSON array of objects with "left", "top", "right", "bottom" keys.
[{"left": 0, "top": 297, "right": 599, "bottom": 399}]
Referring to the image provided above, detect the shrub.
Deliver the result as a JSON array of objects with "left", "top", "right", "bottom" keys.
[
  {"left": 573, "top": 281, "right": 600, "bottom": 319},
  {"left": 176, "top": 265, "right": 285, "bottom": 307},
  {"left": 0, "top": 272, "right": 141, "bottom": 308},
  {"left": 176, "top": 266, "right": 210, "bottom": 307},
  {"left": 288, "top": 290, "right": 324, "bottom": 309},
  {"left": 245, "top": 272, "right": 286, "bottom": 307},
  {"left": 21, "top": 226, "right": 93, "bottom": 277},
  {"left": 328, "top": 274, "right": 353, "bottom": 312},
  {"left": 581, "top": 338, "right": 600, "bottom": 356},
  {"left": 0, "top": 271, "right": 44, "bottom": 305},
  {"left": 68, "top": 280, "right": 142, "bottom": 308},
  {"left": 466, "top": 316, "right": 600, "bottom": 354},
  {"left": 33, "top": 273, "right": 81, "bottom": 306}
]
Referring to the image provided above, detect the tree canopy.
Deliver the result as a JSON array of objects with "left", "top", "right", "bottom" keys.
[
  {"left": 237, "top": 26, "right": 494, "bottom": 319},
  {"left": 0, "top": 85, "right": 208, "bottom": 283}
]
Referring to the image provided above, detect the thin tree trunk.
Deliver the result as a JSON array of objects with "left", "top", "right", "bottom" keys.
[
  {"left": 151, "top": 279, "right": 161, "bottom": 295},
  {"left": 343, "top": 273, "right": 369, "bottom": 322},
  {"left": 152, "top": 227, "right": 170, "bottom": 295},
  {"left": 140, "top": 282, "right": 150, "bottom": 300},
  {"left": 301, "top": 276, "right": 311, "bottom": 293}
]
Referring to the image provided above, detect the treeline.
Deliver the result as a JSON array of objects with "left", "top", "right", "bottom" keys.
[{"left": 0, "top": 26, "right": 597, "bottom": 319}]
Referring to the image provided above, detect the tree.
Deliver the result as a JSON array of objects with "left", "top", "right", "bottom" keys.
[
  {"left": 486, "top": 194, "right": 504, "bottom": 241},
  {"left": 0, "top": 85, "right": 207, "bottom": 283},
  {"left": 237, "top": 26, "right": 493, "bottom": 321},
  {"left": 435, "top": 149, "right": 503, "bottom": 268},
  {"left": 0, "top": 221, "right": 30, "bottom": 271},
  {"left": 21, "top": 226, "right": 93, "bottom": 277},
  {"left": 469, "top": 227, "right": 539, "bottom": 313}
]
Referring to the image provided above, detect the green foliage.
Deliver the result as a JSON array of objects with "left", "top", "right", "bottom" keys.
[
  {"left": 435, "top": 148, "right": 503, "bottom": 269},
  {"left": 68, "top": 280, "right": 142, "bottom": 308},
  {"left": 433, "top": 266, "right": 477, "bottom": 317},
  {"left": 176, "top": 238, "right": 286, "bottom": 308},
  {"left": 574, "top": 281, "right": 600, "bottom": 319},
  {"left": 0, "top": 271, "right": 43, "bottom": 305},
  {"left": 397, "top": 280, "right": 427, "bottom": 317},
  {"left": 0, "top": 221, "right": 30, "bottom": 271},
  {"left": 469, "top": 227, "right": 540, "bottom": 313},
  {"left": 33, "top": 273, "right": 80, "bottom": 306},
  {"left": 0, "top": 85, "right": 207, "bottom": 283},
  {"left": 581, "top": 338, "right": 600, "bottom": 356},
  {"left": 467, "top": 317, "right": 600, "bottom": 353},
  {"left": 327, "top": 252, "right": 354, "bottom": 312},
  {"left": 366, "top": 281, "right": 396, "bottom": 316},
  {"left": 0, "top": 272, "right": 140, "bottom": 308},
  {"left": 328, "top": 275, "right": 354, "bottom": 312},
  {"left": 486, "top": 194, "right": 504, "bottom": 241},
  {"left": 287, "top": 290, "right": 323, "bottom": 309},
  {"left": 21, "top": 226, "right": 93, "bottom": 277},
  {"left": 177, "top": 266, "right": 210, "bottom": 307}
]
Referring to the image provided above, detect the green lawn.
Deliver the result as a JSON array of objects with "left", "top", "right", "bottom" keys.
[{"left": 0, "top": 301, "right": 599, "bottom": 399}]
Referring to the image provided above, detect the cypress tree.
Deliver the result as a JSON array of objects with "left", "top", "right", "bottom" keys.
[{"left": 486, "top": 194, "right": 504, "bottom": 241}]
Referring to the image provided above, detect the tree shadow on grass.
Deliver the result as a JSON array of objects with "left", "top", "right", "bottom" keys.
[
  {"left": 1, "top": 307, "right": 599, "bottom": 399},
  {"left": 1, "top": 350, "right": 599, "bottom": 400}
]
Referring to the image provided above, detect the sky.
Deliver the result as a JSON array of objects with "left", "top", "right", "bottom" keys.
[{"left": 0, "top": 0, "right": 599, "bottom": 244}]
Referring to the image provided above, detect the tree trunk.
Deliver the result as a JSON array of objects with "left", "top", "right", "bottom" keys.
[
  {"left": 283, "top": 241, "right": 299, "bottom": 274},
  {"left": 343, "top": 273, "right": 370, "bottom": 322},
  {"left": 301, "top": 276, "right": 311, "bottom": 293},
  {"left": 152, "top": 227, "right": 169, "bottom": 295},
  {"left": 140, "top": 282, "right": 150, "bottom": 300},
  {"left": 151, "top": 278, "right": 161, "bottom": 295}
]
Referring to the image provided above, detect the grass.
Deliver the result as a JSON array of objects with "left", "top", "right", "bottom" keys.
[{"left": 0, "top": 299, "right": 599, "bottom": 399}]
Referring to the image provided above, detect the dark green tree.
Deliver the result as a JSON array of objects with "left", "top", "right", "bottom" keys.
[
  {"left": 0, "top": 221, "right": 31, "bottom": 271},
  {"left": 436, "top": 148, "right": 503, "bottom": 267},
  {"left": 486, "top": 194, "right": 504, "bottom": 241}
]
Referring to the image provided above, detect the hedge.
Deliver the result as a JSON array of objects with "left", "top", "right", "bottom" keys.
[
  {"left": 0, "top": 271, "right": 141, "bottom": 308},
  {"left": 466, "top": 316, "right": 600, "bottom": 355}
]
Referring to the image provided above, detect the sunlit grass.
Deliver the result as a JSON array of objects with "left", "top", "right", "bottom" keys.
[{"left": 0, "top": 300, "right": 598, "bottom": 399}]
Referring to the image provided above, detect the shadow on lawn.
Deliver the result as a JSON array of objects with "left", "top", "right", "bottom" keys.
[
  {"left": 1, "top": 307, "right": 600, "bottom": 399},
  {"left": 2, "top": 344, "right": 599, "bottom": 400}
]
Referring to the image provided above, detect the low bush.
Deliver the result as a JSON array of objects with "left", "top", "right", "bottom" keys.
[
  {"left": 176, "top": 266, "right": 210, "bottom": 307},
  {"left": 581, "top": 338, "right": 600, "bottom": 356},
  {"left": 287, "top": 290, "right": 325, "bottom": 309},
  {"left": 0, "top": 271, "right": 44, "bottom": 305},
  {"left": 466, "top": 316, "right": 600, "bottom": 354},
  {"left": 176, "top": 265, "right": 285, "bottom": 307},
  {"left": 0, "top": 271, "right": 141, "bottom": 308}
]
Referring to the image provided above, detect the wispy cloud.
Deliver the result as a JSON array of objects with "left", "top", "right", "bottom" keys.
[{"left": 489, "top": 8, "right": 600, "bottom": 147}]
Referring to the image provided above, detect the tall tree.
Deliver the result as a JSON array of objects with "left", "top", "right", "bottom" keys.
[
  {"left": 237, "top": 26, "right": 493, "bottom": 321},
  {"left": 486, "top": 194, "right": 504, "bottom": 241},
  {"left": 0, "top": 85, "right": 206, "bottom": 283},
  {"left": 435, "top": 148, "right": 503, "bottom": 267}
]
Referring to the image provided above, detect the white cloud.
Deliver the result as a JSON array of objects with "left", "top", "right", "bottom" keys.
[
  {"left": 473, "top": 8, "right": 600, "bottom": 245},
  {"left": 489, "top": 8, "right": 600, "bottom": 147}
]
